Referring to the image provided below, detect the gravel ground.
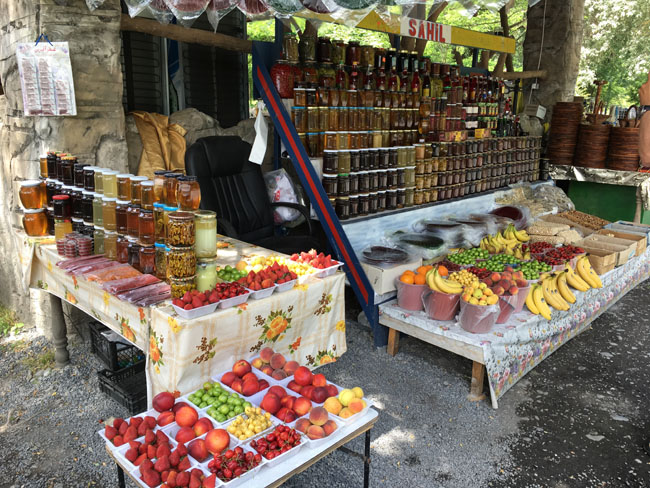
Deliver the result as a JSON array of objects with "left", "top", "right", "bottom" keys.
[{"left": 1, "top": 281, "right": 650, "bottom": 487}]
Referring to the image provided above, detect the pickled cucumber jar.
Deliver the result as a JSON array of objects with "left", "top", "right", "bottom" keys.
[
  {"left": 167, "top": 211, "right": 195, "bottom": 247},
  {"left": 196, "top": 256, "right": 218, "bottom": 292},
  {"left": 167, "top": 245, "right": 196, "bottom": 279},
  {"left": 170, "top": 276, "right": 196, "bottom": 299}
]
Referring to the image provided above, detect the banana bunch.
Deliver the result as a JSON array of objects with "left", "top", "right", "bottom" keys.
[
  {"left": 575, "top": 255, "right": 603, "bottom": 288},
  {"left": 503, "top": 223, "right": 530, "bottom": 243},
  {"left": 525, "top": 284, "right": 552, "bottom": 320},
  {"left": 513, "top": 245, "right": 531, "bottom": 261},
  {"left": 426, "top": 268, "right": 463, "bottom": 295},
  {"left": 541, "top": 274, "right": 571, "bottom": 312}
]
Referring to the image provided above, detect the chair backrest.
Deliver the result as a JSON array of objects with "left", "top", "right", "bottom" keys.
[{"left": 185, "top": 136, "right": 274, "bottom": 243}]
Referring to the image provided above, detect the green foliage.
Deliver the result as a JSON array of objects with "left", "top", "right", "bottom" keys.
[
  {"left": 577, "top": 0, "right": 650, "bottom": 106},
  {"left": 22, "top": 349, "right": 55, "bottom": 373},
  {"left": 0, "top": 305, "right": 23, "bottom": 337}
]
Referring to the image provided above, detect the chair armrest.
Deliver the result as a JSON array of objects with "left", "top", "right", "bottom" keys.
[
  {"left": 217, "top": 218, "right": 239, "bottom": 239},
  {"left": 270, "top": 202, "right": 313, "bottom": 235}
]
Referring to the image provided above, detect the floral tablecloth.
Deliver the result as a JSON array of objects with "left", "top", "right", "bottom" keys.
[
  {"left": 380, "top": 246, "right": 650, "bottom": 408},
  {"left": 26, "top": 235, "right": 346, "bottom": 403}
]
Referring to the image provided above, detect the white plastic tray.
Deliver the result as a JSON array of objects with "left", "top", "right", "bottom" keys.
[
  {"left": 249, "top": 431, "right": 306, "bottom": 468},
  {"left": 97, "top": 409, "right": 161, "bottom": 447},
  {"left": 246, "top": 285, "right": 276, "bottom": 300},
  {"left": 218, "top": 291, "right": 250, "bottom": 309},
  {"left": 172, "top": 301, "right": 219, "bottom": 319},
  {"left": 274, "top": 279, "right": 297, "bottom": 293},
  {"left": 313, "top": 262, "right": 343, "bottom": 278},
  {"left": 200, "top": 445, "right": 266, "bottom": 488},
  {"left": 115, "top": 433, "right": 179, "bottom": 472}
]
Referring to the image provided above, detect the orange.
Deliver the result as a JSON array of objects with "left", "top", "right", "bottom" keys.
[
  {"left": 438, "top": 265, "right": 449, "bottom": 277},
  {"left": 414, "top": 274, "right": 426, "bottom": 285},
  {"left": 403, "top": 270, "right": 415, "bottom": 276},
  {"left": 400, "top": 274, "right": 415, "bottom": 284},
  {"left": 416, "top": 266, "right": 429, "bottom": 275}
]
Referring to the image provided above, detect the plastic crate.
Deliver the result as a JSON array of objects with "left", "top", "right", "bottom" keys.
[
  {"left": 97, "top": 360, "right": 147, "bottom": 415},
  {"left": 88, "top": 321, "right": 144, "bottom": 371}
]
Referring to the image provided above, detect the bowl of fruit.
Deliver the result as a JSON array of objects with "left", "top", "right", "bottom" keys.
[{"left": 458, "top": 283, "right": 500, "bottom": 334}]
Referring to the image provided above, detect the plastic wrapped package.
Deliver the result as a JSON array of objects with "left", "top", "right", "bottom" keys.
[
  {"left": 132, "top": 287, "right": 171, "bottom": 307},
  {"left": 85, "top": 264, "right": 142, "bottom": 283},
  {"left": 413, "top": 220, "right": 467, "bottom": 249},
  {"left": 264, "top": 169, "right": 301, "bottom": 224},
  {"left": 163, "top": 0, "right": 211, "bottom": 25},
  {"left": 264, "top": 0, "right": 303, "bottom": 16},
  {"left": 395, "top": 279, "right": 427, "bottom": 311},
  {"left": 102, "top": 274, "right": 161, "bottom": 295},
  {"left": 123, "top": 0, "right": 153, "bottom": 17},
  {"left": 468, "top": 214, "right": 513, "bottom": 236},
  {"left": 70, "top": 259, "right": 121, "bottom": 276},
  {"left": 422, "top": 290, "right": 460, "bottom": 321},
  {"left": 330, "top": 1, "right": 377, "bottom": 26},
  {"left": 117, "top": 282, "right": 171, "bottom": 306},
  {"left": 57, "top": 254, "right": 105, "bottom": 270},
  {"left": 458, "top": 300, "right": 499, "bottom": 334},
  {"left": 388, "top": 232, "right": 446, "bottom": 261},
  {"left": 147, "top": 0, "right": 175, "bottom": 23},
  {"left": 238, "top": 0, "right": 271, "bottom": 18},
  {"left": 300, "top": 0, "right": 338, "bottom": 13},
  {"left": 207, "top": 0, "right": 239, "bottom": 28},
  {"left": 489, "top": 205, "right": 531, "bottom": 230}
]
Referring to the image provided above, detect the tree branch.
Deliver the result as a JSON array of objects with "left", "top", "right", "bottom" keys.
[{"left": 415, "top": 1, "right": 449, "bottom": 56}]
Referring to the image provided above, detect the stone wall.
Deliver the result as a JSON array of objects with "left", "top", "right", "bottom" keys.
[{"left": 0, "top": 0, "right": 127, "bottom": 334}]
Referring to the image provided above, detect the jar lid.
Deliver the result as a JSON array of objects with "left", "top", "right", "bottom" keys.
[
  {"left": 195, "top": 210, "right": 216, "bottom": 220},
  {"left": 168, "top": 244, "right": 195, "bottom": 250},
  {"left": 95, "top": 226, "right": 104, "bottom": 231},
  {"left": 72, "top": 217, "right": 83, "bottom": 222},
  {"left": 82, "top": 190, "right": 93, "bottom": 195},
  {"left": 349, "top": 194, "right": 359, "bottom": 199},
  {"left": 338, "top": 173, "right": 349, "bottom": 177},
  {"left": 93, "top": 193, "right": 102, "bottom": 198},
  {"left": 116, "top": 199, "right": 130, "bottom": 204},
  {"left": 322, "top": 173, "right": 338, "bottom": 179},
  {"left": 45, "top": 178, "right": 56, "bottom": 183},
  {"left": 292, "top": 106, "right": 306, "bottom": 110},
  {"left": 105, "top": 230, "right": 117, "bottom": 236},
  {"left": 140, "top": 180, "right": 154, "bottom": 187},
  {"left": 103, "top": 197, "right": 117, "bottom": 202},
  {"left": 21, "top": 179, "right": 42, "bottom": 187},
  {"left": 197, "top": 256, "right": 218, "bottom": 265},
  {"left": 177, "top": 176, "right": 197, "bottom": 182},
  {"left": 71, "top": 186, "right": 83, "bottom": 191},
  {"left": 103, "top": 170, "right": 119, "bottom": 175},
  {"left": 47, "top": 206, "right": 54, "bottom": 211},
  {"left": 139, "top": 208, "right": 153, "bottom": 214},
  {"left": 155, "top": 242, "right": 166, "bottom": 248},
  {"left": 24, "top": 208, "right": 45, "bottom": 214},
  {"left": 154, "top": 170, "right": 172, "bottom": 176},
  {"left": 130, "top": 175, "right": 148, "bottom": 182},
  {"left": 128, "top": 236, "right": 138, "bottom": 242},
  {"left": 52, "top": 195, "right": 70, "bottom": 201},
  {"left": 117, "top": 173, "right": 134, "bottom": 178},
  {"left": 164, "top": 205, "right": 178, "bottom": 211},
  {"left": 359, "top": 193, "right": 369, "bottom": 197},
  {"left": 170, "top": 275, "right": 197, "bottom": 283},
  {"left": 84, "top": 166, "right": 98, "bottom": 171},
  {"left": 153, "top": 202, "right": 165, "bottom": 209},
  {"left": 169, "top": 211, "right": 193, "bottom": 220},
  {"left": 62, "top": 185, "right": 73, "bottom": 190}
]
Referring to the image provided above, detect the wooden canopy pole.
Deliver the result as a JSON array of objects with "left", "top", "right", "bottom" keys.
[
  {"left": 120, "top": 14, "right": 252, "bottom": 53},
  {"left": 497, "top": 70, "right": 547, "bottom": 80}
]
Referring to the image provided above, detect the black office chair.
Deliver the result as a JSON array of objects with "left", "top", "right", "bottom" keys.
[{"left": 185, "top": 135, "right": 323, "bottom": 255}]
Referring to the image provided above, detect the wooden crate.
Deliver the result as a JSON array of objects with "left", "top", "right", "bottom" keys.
[{"left": 596, "top": 229, "right": 647, "bottom": 256}]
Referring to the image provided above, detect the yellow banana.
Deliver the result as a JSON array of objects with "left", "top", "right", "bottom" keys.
[
  {"left": 556, "top": 271, "right": 576, "bottom": 304},
  {"left": 549, "top": 274, "right": 570, "bottom": 309},
  {"left": 514, "top": 228, "right": 530, "bottom": 242},
  {"left": 565, "top": 264, "right": 590, "bottom": 292},
  {"left": 503, "top": 225, "right": 515, "bottom": 241},
  {"left": 532, "top": 284, "right": 552, "bottom": 320},
  {"left": 542, "top": 276, "right": 568, "bottom": 311},
  {"left": 525, "top": 286, "right": 539, "bottom": 314},
  {"left": 433, "top": 269, "right": 463, "bottom": 294},
  {"left": 577, "top": 256, "right": 603, "bottom": 288},
  {"left": 426, "top": 269, "right": 439, "bottom": 292}
]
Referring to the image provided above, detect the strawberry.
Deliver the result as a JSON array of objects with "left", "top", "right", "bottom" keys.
[
  {"left": 144, "top": 429, "right": 155, "bottom": 444},
  {"left": 156, "top": 430, "right": 169, "bottom": 444},
  {"left": 124, "top": 425, "right": 138, "bottom": 442},
  {"left": 137, "top": 421, "right": 148, "bottom": 437},
  {"left": 176, "top": 443, "right": 188, "bottom": 457},
  {"left": 130, "top": 417, "right": 143, "bottom": 429},
  {"left": 140, "top": 459, "right": 154, "bottom": 473},
  {"left": 147, "top": 443, "right": 156, "bottom": 459},
  {"left": 189, "top": 475, "right": 202, "bottom": 488},
  {"left": 182, "top": 292, "right": 192, "bottom": 304},
  {"left": 144, "top": 416, "right": 156, "bottom": 429},
  {"left": 113, "top": 418, "right": 124, "bottom": 430},
  {"left": 125, "top": 447, "right": 138, "bottom": 463},
  {"left": 169, "top": 449, "right": 180, "bottom": 467},
  {"left": 104, "top": 425, "right": 117, "bottom": 440},
  {"left": 113, "top": 435, "right": 125, "bottom": 447},
  {"left": 178, "top": 455, "right": 191, "bottom": 471},
  {"left": 156, "top": 443, "right": 171, "bottom": 459},
  {"left": 191, "top": 297, "right": 203, "bottom": 309},
  {"left": 128, "top": 440, "right": 141, "bottom": 450},
  {"left": 176, "top": 472, "right": 190, "bottom": 487},
  {"left": 119, "top": 421, "right": 128, "bottom": 435},
  {"left": 141, "top": 468, "right": 161, "bottom": 488},
  {"left": 133, "top": 453, "right": 147, "bottom": 466},
  {"left": 154, "top": 454, "right": 171, "bottom": 473}
]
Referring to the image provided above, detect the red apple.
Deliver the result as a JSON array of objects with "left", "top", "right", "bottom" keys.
[{"left": 232, "top": 359, "right": 252, "bottom": 378}]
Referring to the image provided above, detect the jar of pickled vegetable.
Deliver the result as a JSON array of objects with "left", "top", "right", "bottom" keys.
[
  {"left": 167, "top": 245, "right": 196, "bottom": 279},
  {"left": 130, "top": 176, "right": 148, "bottom": 206},
  {"left": 23, "top": 208, "right": 47, "bottom": 236},
  {"left": 94, "top": 227, "right": 105, "bottom": 254},
  {"left": 153, "top": 202, "right": 165, "bottom": 244},
  {"left": 116, "top": 235, "right": 130, "bottom": 263},
  {"left": 170, "top": 276, "right": 196, "bottom": 299},
  {"left": 270, "top": 60, "right": 296, "bottom": 99},
  {"left": 195, "top": 210, "right": 217, "bottom": 258},
  {"left": 154, "top": 242, "right": 167, "bottom": 280},
  {"left": 167, "top": 211, "right": 195, "bottom": 246},
  {"left": 117, "top": 173, "right": 133, "bottom": 201},
  {"left": 19, "top": 180, "right": 45, "bottom": 209},
  {"left": 283, "top": 32, "right": 299, "bottom": 62},
  {"left": 139, "top": 245, "right": 156, "bottom": 274},
  {"left": 116, "top": 199, "right": 129, "bottom": 235},
  {"left": 102, "top": 197, "right": 117, "bottom": 232},
  {"left": 104, "top": 231, "right": 117, "bottom": 260},
  {"left": 140, "top": 180, "right": 155, "bottom": 210},
  {"left": 176, "top": 176, "right": 201, "bottom": 211},
  {"left": 196, "top": 256, "right": 218, "bottom": 292},
  {"left": 127, "top": 203, "right": 140, "bottom": 239},
  {"left": 138, "top": 209, "right": 155, "bottom": 245}
]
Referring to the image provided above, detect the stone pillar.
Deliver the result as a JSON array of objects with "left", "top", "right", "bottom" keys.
[
  {"left": 0, "top": 0, "right": 127, "bottom": 335},
  {"left": 523, "top": 0, "right": 586, "bottom": 115}
]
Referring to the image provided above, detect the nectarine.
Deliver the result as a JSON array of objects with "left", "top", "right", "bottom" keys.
[
  {"left": 348, "top": 398, "right": 364, "bottom": 414},
  {"left": 152, "top": 392, "right": 175, "bottom": 412},
  {"left": 326, "top": 384, "right": 339, "bottom": 398},
  {"left": 172, "top": 401, "right": 189, "bottom": 414},
  {"left": 293, "top": 396, "right": 312, "bottom": 417},
  {"left": 268, "top": 385, "right": 287, "bottom": 398},
  {"left": 312, "top": 373, "right": 327, "bottom": 387},
  {"left": 287, "top": 380, "right": 302, "bottom": 394},
  {"left": 294, "top": 418, "right": 311, "bottom": 434},
  {"left": 205, "top": 429, "right": 230, "bottom": 455},
  {"left": 294, "top": 366, "right": 313, "bottom": 386},
  {"left": 261, "top": 393, "right": 281, "bottom": 414},
  {"left": 283, "top": 360, "right": 299, "bottom": 375},
  {"left": 220, "top": 371, "right": 236, "bottom": 387},
  {"left": 175, "top": 406, "right": 198, "bottom": 428},
  {"left": 251, "top": 357, "right": 264, "bottom": 369},
  {"left": 280, "top": 395, "right": 295, "bottom": 410},
  {"left": 156, "top": 411, "right": 175, "bottom": 427},
  {"left": 175, "top": 426, "right": 196, "bottom": 444},
  {"left": 311, "top": 386, "right": 328, "bottom": 404},
  {"left": 232, "top": 359, "right": 251, "bottom": 378},
  {"left": 231, "top": 378, "right": 243, "bottom": 394},
  {"left": 193, "top": 417, "right": 213, "bottom": 437},
  {"left": 241, "top": 378, "right": 260, "bottom": 396},
  {"left": 260, "top": 365, "right": 274, "bottom": 376},
  {"left": 188, "top": 439, "right": 209, "bottom": 462}
]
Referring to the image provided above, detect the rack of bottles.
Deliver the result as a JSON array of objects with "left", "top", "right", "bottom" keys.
[{"left": 270, "top": 35, "right": 541, "bottom": 221}]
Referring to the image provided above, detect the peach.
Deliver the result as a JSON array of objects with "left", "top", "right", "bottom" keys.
[
  {"left": 268, "top": 385, "right": 287, "bottom": 398},
  {"left": 259, "top": 347, "right": 274, "bottom": 363},
  {"left": 220, "top": 371, "right": 236, "bottom": 387},
  {"left": 497, "top": 279, "right": 511, "bottom": 291},
  {"left": 205, "top": 429, "right": 230, "bottom": 455},
  {"left": 482, "top": 277, "right": 493, "bottom": 287},
  {"left": 260, "top": 365, "right": 274, "bottom": 376},
  {"left": 348, "top": 398, "right": 364, "bottom": 414},
  {"left": 231, "top": 378, "right": 243, "bottom": 394},
  {"left": 311, "top": 386, "right": 328, "bottom": 404},
  {"left": 301, "top": 385, "right": 314, "bottom": 400},
  {"left": 509, "top": 286, "right": 519, "bottom": 295},
  {"left": 280, "top": 395, "right": 295, "bottom": 410},
  {"left": 501, "top": 272, "right": 512, "bottom": 281},
  {"left": 232, "top": 359, "right": 251, "bottom": 378},
  {"left": 241, "top": 378, "right": 260, "bottom": 396},
  {"left": 515, "top": 279, "right": 528, "bottom": 288},
  {"left": 152, "top": 392, "right": 175, "bottom": 412},
  {"left": 193, "top": 417, "right": 213, "bottom": 437},
  {"left": 326, "top": 384, "right": 339, "bottom": 398},
  {"left": 188, "top": 439, "right": 209, "bottom": 462},
  {"left": 338, "top": 407, "right": 354, "bottom": 419},
  {"left": 251, "top": 357, "right": 264, "bottom": 369},
  {"left": 272, "top": 369, "right": 288, "bottom": 381},
  {"left": 175, "top": 426, "right": 196, "bottom": 444},
  {"left": 513, "top": 271, "right": 524, "bottom": 280},
  {"left": 312, "top": 373, "right": 327, "bottom": 387},
  {"left": 322, "top": 420, "right": 338, "bottom": 436},
  {"left": 490, "top": 272, "right": 501, "bottom": 282},
  {"left": 172, "top": 402, "right": 189, "bottom": 414},
  {"left": 338, "top": 389, "right": 355, "bottom": 407},
  {"left": 175, "top": 406, "right": 198, "bottom": 428},
  {"left": 293, "top": 396, "right": 312, "bottom": 417},
  {"left": 352, "top": 387, "right": 364, "bottom": 398},
  {"left": 287, "top": 380, "right": 302, "bottom": 394},
  {"left": 242, "top": 372, "right": 258, "bottom": 383},
  {"left": 492, "top": 286, "right": 505, "bottom": 296},
  {"left": 309, "top": 406, "right": 328, "bottom": 426},
  {"left": 261, "top": 393, "right": 281, "bottom": 414},
  {"left": 157, "top": 411, "right": 175, "bottom": 427},
  {"left": 323, "top": 397, "right": 342, "bottom": 415},
  {"left": 294, "top": 366, "right": 313, "bottom": 386},
  {"left": 270, "top": 353, "right": 286, "bottom": 370},
  {"left": 294, "top": 418, "right": 311, "bottom": 434},
  {"left": 283, "top": 360, "right": 299, "bottom": 375},
  {"left": 306, "top": 425, "right": 325, "bottom": 440}
]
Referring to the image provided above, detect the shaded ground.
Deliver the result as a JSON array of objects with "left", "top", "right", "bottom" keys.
[{"left": 0, "top": 281, "right": 649, "bottom": 487}]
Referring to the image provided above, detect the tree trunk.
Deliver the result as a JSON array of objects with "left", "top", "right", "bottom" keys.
[{"left": 523, "top": 0, "right": 585, "bottom": 117}]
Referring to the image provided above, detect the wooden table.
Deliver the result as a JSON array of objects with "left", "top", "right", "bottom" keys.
[{"left": 105, "top": 408, "right": 378, "bottom": 488}]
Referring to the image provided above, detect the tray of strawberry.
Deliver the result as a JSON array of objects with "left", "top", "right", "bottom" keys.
[
  {"left": 206, "top": 445, "right": 263, "bottom": 486},
  {"left": 290, "top": 250, "right": 342, "bottom": 278},
  {"left": 172, "top": 283, "right": 250, "bottom": 318},
  {"left": 249, "top": 425, "right": 304, "bottom": 467},
  {"left": 541, "top": 245, "right": 586, "bottom": 267},
  {"left": 237, "top": 262, "right": 298, "bottom": 297},
  {"left": 528, "top": 241, "right": 554, "bottom": 254}
]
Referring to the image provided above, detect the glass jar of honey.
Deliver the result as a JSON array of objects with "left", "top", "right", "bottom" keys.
[
  {"left": 130, "top": 176, "right": 148, "bottom": 206},
  {"left": 153, "top": 202, "right": 165, "bottom": 244},
  {"left": 140, "top": 180, "right": 155, "bottom": 210},
  {"left": 176, "top": 176, "right": 201, "bottom": 211},
  {"left": 102, "top": 197, "right": 117, "bottom": 232},
  {"left": 127, "top": 203, "right": 140, "bottom": 238},
  {"left": 19, "top": 180, "right": 45, "bottom": 209},
  {"left": 103, "top": 170, "right": 118, "bottom": 198},
  {"left": 117, "top": 173, "right": 133, "bottom": 201},
  {"left": 164, "top": 173, "right": 182, "bottom": 207},
  {"left": 93, "top": 227, "right": 105, "bottom": 254},
  {"left": 104, "top": 231, "right": 118, "bottom": 260},
  {"left": 23, "top": 208, "right": 48, "bottom": 236},
  {"left": 138, "top": 209, "right": 155, "bottom": 245},
  {"left": 153, "top": 170, "right": 169, "bottom": 203},
  {"left": 116, "top": 235, "right": 130, "bottom": 263},
  {"left": 139, "top": 245, "right": 156, "bottom": 274},
  {"left": 116, "top": 200, "right": 129, "bottom": 235},
  {"left": 39, "top": 154, "right": 48, "bottom": 178},
  {"left": 83, "top": 166, "right": 97, "bottom": 192},
  {"left": 93, "top": 168, "right": 105, "bottom": 194}
]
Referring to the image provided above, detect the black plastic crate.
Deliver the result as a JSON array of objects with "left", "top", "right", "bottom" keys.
[
  {"left": 88, "top": 321, "right": 144, "bottom": 371},
  {"left": 97, "top": 360, "right": 147, "bottom": 415}
]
